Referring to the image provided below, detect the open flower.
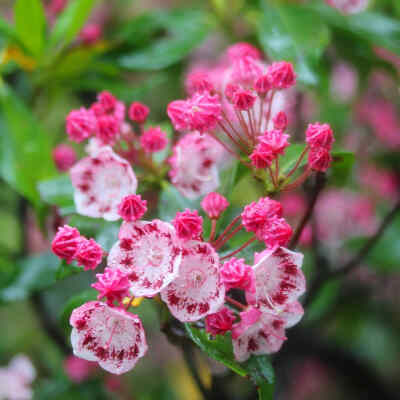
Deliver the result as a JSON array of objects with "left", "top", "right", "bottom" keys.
[
  {"left": 70, "top": 301, "right": 147, "bottom": 375},
  {"left": 161, "top": 241, "right": 225, "bottom": 322},
  {"left": 108, "top": 220, "right": 182, "bottom": 297},
  {"left": 70, "top": 147, "right": 137, "bottom": 221}
]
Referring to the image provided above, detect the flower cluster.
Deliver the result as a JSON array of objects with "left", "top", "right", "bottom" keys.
[
  {"left": 167, "top": 43, "right": 334, "bottom": 195},
  {"left": 52, "top": 188, "right": 305, "bottom": 373}
]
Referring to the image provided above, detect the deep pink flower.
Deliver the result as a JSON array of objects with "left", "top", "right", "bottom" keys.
[
  {"left": 118, "top": 194, "right": 147, "bottom": 222},
  {"left": 52, "top": 225, "right": 82, "bottom": 263},
  {"left": 80, "top": 23, "right": 102, "bottom": 45},
  {"left": 205, "top": 307, "right": 235, "bottom": 335},
  {"left": 140, "top": 126, "right": 168, "bottom": 153},
  {"left": 267, "top": 61, "right": 296, "bottom": 90},
  {"left": 172, "top": 209, "right": 203, "bottom": 241},
  {"left": 128, "top": 102, "right": 150, "bottom": 124},
  {"left": 53, "top": 144, "right": 77, "bottom": 172},
  {"left": 161, "top": 241, "right": 225, "bottom": 322},
  {"left": 233, "top": 90, "right": 257, "bottom": 110},
  {"left": 273, "top": 111, "right": 288, "bottom": 131},
  {"left": 66, "top": 107, "right": 97, "bottom": 143},
  {"left": 231, "top": 307, "right": 262, "bottom": 340},
  {"left": 91, "top": 267, "right": 131, "bottom": 306},
  {"left": 250, "top": 146, "right": 274, "bottom": 169},
  {"left": 255, "top": 74, "right": 272, "bottom": 95},
  {"left": 75, "top": 238, "right": 103, "bottom": 271},
  {"left": 231, "top": 56, "right": 265, "bottom": 86},
  {"left": 225, "top": 83, "right": 239, "bottom": 102},
  {"left": 220, "top": 257, "right": 255, "bottom": 292},
  {"left": 70, "top": 301, "right": 147, "bottom": 374},
  {"left": 167, "top": 100, "right": 189, "bottom": 132},
  {"left": 305, "top": 123, "right": 334, "bottom": 149},
  {"left": 201, "top": 192, "right": 229, "bottom": 219},
  {"left": 95, "top": 114, "right": 120, "bottom": 145},
  {"left": 308, "top": 147, "right": 332, "bottom": 172},
  {"left": 70, "top": 147, "right": 137, "bottom": 221},
  {"left": 258, "top": 129, "right": 290, "bottom": 156},
  {"left": 108, "top": 220, "right": 182, "bottom": 297},
  {"left": 97, "top": 91, "right": 118, "bottom": 114},
  {"left": 64, "top": 356, "right": 96, "bottom": 383},
  {"left": 241, "top": 197, "right": 283, "bottom": 235}
]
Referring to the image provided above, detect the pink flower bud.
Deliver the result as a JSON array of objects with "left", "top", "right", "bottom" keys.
[
  {"left": 80, "top": 23, "right": 102, "bottom": 45},
  {"left": 233, "top": 90, "right": 257, "bottom": 110},
  {"left": 52, "top": 225, "right": 82, "bottom": 263},
  {"left": 227, "top": 42, "right": 262, "bottom": 61},
  {"left": 261, "top": 217, "right": 293, "bottom": 248},
  {"left": 75, "top": 238, "right": 103, "bottom": 271},
  {"left": 129, "top": 102, "right": 150, "bottom": 123},
  {"left": 220, "top": 257, "right": 255, "bottom": 292},
  {"left": 64, "top": 356, "right": 96, "bottom": 383},
  {"left": 91, "top": 267, "right": 131, "bottom": 306},
  {"left": 201, "top": 192, "right": 229, "bottom": 219},
  {"left": 273, "top": 111, "right": 288, "bottom": 131},
  {"left": 267, "top": 61, "right": 296, "bottom": 90},
  {"left": 140, "top": 126, "right": 168, "bottom": 153},
  {"left": 225, "top": 83, "right": 239, "bottom": 102},
  {"left": 305, "top": 122, "right": 334, "bottom": 149},
  {"left": 308, "top": 147, "right": 332, "bottom": 172},
  {"left": 187, "top": 92, "right": 222, "bottom": 133},
  {"left": 172, "top": 209, "right": 203, "bottom": 241},
  {"left": 255, "top": 74, "right": 272, "bottom": 95},
  {"left": 95, "top": 114, "right": 120, "bottom": 144},
  {"left": 167, "top": 100, "right": 189, "bottom": 131},
  {"left": 249, "top": 146, "right": 274, "bottom": 169},
  {"left": 97, "top": 91, "right": 118, "bottom": 114},
  {"left": 118, "top": 194, "right": 147, "bottom": 222},
  {"left": 205, "top": 307, "right": 236, "bottom": 336},
  {"left": 185, "top": 71, "right": 214, "bottom": 95},
  {"left": 52, "top": 144, "right": 77, "bottom": 172},
  {"left": 66, "top": 107, "right": 97, "bottom": 143},
  {"left": 258, "top": 129, "right": 290, "bottom": 157}
]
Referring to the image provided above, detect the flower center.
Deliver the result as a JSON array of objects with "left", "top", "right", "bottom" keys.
[
  {"left": 186, "top": 268, "right": 206, "bottom": 289},
  {"left": 147, "top": 246, "right": 164, "bottom": 267}
]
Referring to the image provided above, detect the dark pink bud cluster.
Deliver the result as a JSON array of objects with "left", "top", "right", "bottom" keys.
[
  {"left": 220, "top": 257, "right": 255, "bottom": 293},
  {"left": 91, "top": 267, "right": 131, "bottom": 306},
  {"left": 306, "top": 123, "right": 334, "bottom": 172},
  {"left": 66, "top": 107, "right": 97, "bottom": 143},
  {"left": 128, "top": 102, "right": 150, "bottom": 124},
  {"left": 51, "top": 225, "right": 103, "bottom": 270},
  {"left": 201, "top": 192, "right": 229, "bottom": 219},
  {"left": 80, "top": 23, "right": 102, "bottom": 45},
  {"left": 118, "top": 194, "right": 147, "bottom": 222},
  {"left": 172, "top": 209, "right": 203, "bottom": 240},
  {"left": 267, "top": 61, "right": 296, "bottom": 90},
  {"left": 140, "top": 126, "right": 168, "bottom": 153},
  {"left": 185, "top": 71, "right": 214, "bottom": 95}
]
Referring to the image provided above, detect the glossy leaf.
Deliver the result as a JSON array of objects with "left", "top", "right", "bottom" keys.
[
  {"left": 14, "top": 0, "right": 46, "bottom": 57},
  {"left": 0, "top": 84, "right": 56, "bottom": 206},
  {"left": 246, "top": 355, "right": 275, "bottom": 400},
  {"left": 0, "top": 252, "right": 60, "bottom": 302},
  {"left": 38, "top": 175, "right": 75, "bottom": 210},
  {"left": 185, "top": 324, "right": 248, "bottom": 376},
  {"left": 279, "top": 143, "right": 307, "bottom": 177},
  {"left": 118, "top": 9, "right": 212, "bottom": 70},
  {"left": 258, "top": 0, "right": 330, "bottom": 85}
]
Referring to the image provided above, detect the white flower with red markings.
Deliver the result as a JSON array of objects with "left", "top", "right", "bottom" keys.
[
  {"left": 249, "top": 247, "right": 305, "bottom": 312},
  {"left": 161, "top": 240, "right": 225, "bottom": 322},
  {"left": 108, "top": 220, "right": 182, "bottom": 297},
  {"left": 70, "top": 147, "right": 137, "bottom": 221},
  {"left": 70, "top": 301, "right": 147, "bottom": 375}
]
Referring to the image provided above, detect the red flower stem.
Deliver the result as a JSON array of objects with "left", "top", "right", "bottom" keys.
[
  {"left": 222, "top": 110, "right": 246, "bottom": 143},
  {"left": 220, "top": 236, "right": 256, "bottom": 260},
  {"left": 214, "top": 224, "right": 244, "bottom": 250},
  {"left": 218, "top": 121, "right": 249, "bottom": 154},
  {"left": 257, "top": 95, "right": 265, "bottom": 133},
  {"left": 267, "top": 166, "right": 277, "bottom": 188},
  {"left": 213, "top": 215, "right": 241, "bottom": 246},
  {"left": 274, "top": 157, "right": 280, "bottom": 183},
  {"left": 286, "top": 146, "right": 309, "bottom": 179},
  {"left": 265, "top": 90, "right": 275, "bottom": 128},
  {"left": 125, "top": 296, "right": 135, "bottom": 311},
  {"left": 209, "top": 219, "right": 217, "bottom": 242},
  {"left": 283, "top": 167, "right": 312, "bottom": 191},
  {"left": 225, "top": 296, "right": 247, "bottom": 310},
  {"left": 246, "top": 110, "right": 256, "bottom": 138},
  {"left": 235, "top": 109, "right": 253, "bottom": 143}
]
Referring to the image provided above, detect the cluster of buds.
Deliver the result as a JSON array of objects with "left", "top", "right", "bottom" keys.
[
  {"left": 167, "top": 43, "right": 334, "bottom": 194},
  {"left": 52, "top": 190, "right": 305, "bottom": 374}
]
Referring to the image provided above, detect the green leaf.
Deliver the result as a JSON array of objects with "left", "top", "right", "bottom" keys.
[
  {"left": 306, "top": 2, "right": 400, "bottom": 56},
  {"left": 56, "top": 260, "right": 82, "bottom": 281},
  {"left": 118, "top": 9, "right": 212, "bottom": 70},
  {"left": 60, "top": 289, "right": 97, "bottom": 333},
  {"left": 184, "top": 324, "right": 247, "bottom": 376},
  {"left": 0, "top": 252, "right": 60, "bottom": 302},
  {"left": 279, "top": 143, "right": 307, "bottom": 177},
  {"left": 257, "top": 0, "right": 330, "bottom": 85},
  {"left": 158, "top": 184, "right": 200, "bottom": 221},
  {"left": 0, "top": 16, "right": 24, "bottom": 47},
  {"left": 48, "top": 0, "right": 98, "bottom": 50},
  {"left": 38, "top": 175, "right": 75, "bottom": 214},
  {"left": 245, "top": 355, "right": 275, "bottom": 400},
  {"left": 330, "top": 150, "right": 355, "bottom": 186},
  {"left": 14, "top": 0, "right": 46, "bottom": 57},
  {"left": 0, "top": 84, "right": 56, "bottom": 206},
  {"left": 231, "top": 173, "right": 265, "bottom": 206}
]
